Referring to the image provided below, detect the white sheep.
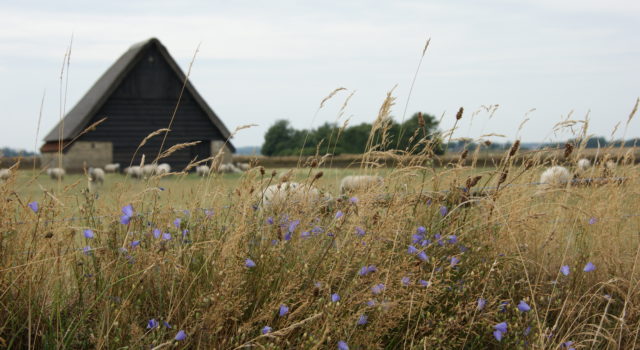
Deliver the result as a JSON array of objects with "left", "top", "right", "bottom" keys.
[
  {"left": 104, "top": 163, "right": 120, "bottom": 173},
  {"left": 142, "top": 164, "right": 157, "bottom": 177},
  {"left": 0, "top": 169, "right": 11, "bottom": 181},
  {"left": 218, "top": 163, "right": 242, "bottom": 174},
  {"left": 124, "top": 166, "right": 143, "bottom": 179},
  {"left": 339, "top": 175, "right": 384, "bottom": 194},
  {"left": 539, "top": 166, "right": 571, "bottom": 186},
  {"left": 88, "top": 167, "right": 105, "bottom": 184},
  {"left": 258, "top": 182, "right": 326, "bottom": 209},
  {"left": 576, "top": 158, "right": 591, "bottom": 172},
  {"left": 47, "top": 168, "right": 66, "bottom": 180},
  {"left": 236, "top": 162, "right": 251, "bottom": 171},
  {"left": 156, "top": 163, "right": 171, "bottom": 175},
  {"left": 196, "top": 165, "right": 210, "bottom": 177}
]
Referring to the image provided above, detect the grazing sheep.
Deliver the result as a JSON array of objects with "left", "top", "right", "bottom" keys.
[
  {"left": 124, "top": 166, "right": 143, "bottom": 179},
  {"left": 339, "top": 175, "right": 384, "bottom": 194},
  {"left": 218, "top": 163, "right": 242, "bottom": 174},
  {"left": 47, "top": 168, "right": 66, "bottom": 180},
  {"left": 576, "top": 158, "right": 591, "bottom": 172},
  {"left": 0, "top": 169, "right": 11, "bottom": 181},
  {"left": 258, "top": 182, "right": 326, "bottom": 209},
  {"left": 88, "top": 167, "right": 105, "bottom": 184},
  {"left": 236, "top": 162, "right": 251, "bottom": 171},
  {"left": 142, "top": 164, "right": 157, "bottom": 177},
  {"left": 104, "top": 163, "right": 120, "bottom": 173},
  {"left": 156, "top": 163, "right": 171, "bottom": 175},
  {"left": 539, "top": 166, "right": 571, "bottom": 186},
  {"left": 196, "top": 165, "right": 210, "bottom": 177}
]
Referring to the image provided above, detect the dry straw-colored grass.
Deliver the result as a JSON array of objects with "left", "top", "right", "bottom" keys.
[{"left": 1, "top": 116, "right": 639, "bottom": 348}]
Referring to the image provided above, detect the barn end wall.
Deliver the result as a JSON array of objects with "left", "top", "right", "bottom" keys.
[
  {"left": 211, "top": 141, "right": 233, "bottom": 164},
  {"left": 41, "top": 141, "right": 112, "bottom": 172}
]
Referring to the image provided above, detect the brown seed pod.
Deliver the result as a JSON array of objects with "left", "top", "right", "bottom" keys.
[
  {"left": 509, "top": 140, "right": 521, "bottom": 157},
  {"left": 564, "top": 143, "right": 574, "bottom": 158},
  {"left": 456, "top": 107, "right": 464, "bottom": 120}
]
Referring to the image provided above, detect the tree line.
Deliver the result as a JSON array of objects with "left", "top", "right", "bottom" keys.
[{"left": 261, "top": 112, "right": 444, "bottom": 156}]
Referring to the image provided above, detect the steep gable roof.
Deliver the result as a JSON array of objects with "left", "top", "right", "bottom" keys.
[{"left": 43, "top": 38, "right": 234, "bottom": 150}]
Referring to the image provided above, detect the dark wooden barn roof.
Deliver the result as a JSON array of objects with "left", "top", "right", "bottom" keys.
[{"left": 42, "top": 38, "right": 234, "bottom": 151}]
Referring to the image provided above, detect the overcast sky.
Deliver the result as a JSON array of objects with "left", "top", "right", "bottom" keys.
[{"left": 1, "top": 0, "right": 638, "bottom": 152}]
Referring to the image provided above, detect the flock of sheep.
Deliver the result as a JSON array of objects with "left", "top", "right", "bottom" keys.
[
  {"left": 0, "top": 162, "right": 252, "bottom": 186},
  {"left": 539, "top": 158, "right": 617, "bottom": 186}
]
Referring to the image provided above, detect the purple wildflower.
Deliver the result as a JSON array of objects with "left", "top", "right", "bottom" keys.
[
  {"left": 338, "top": 340, "right": 349, "bottom": 350},
  {"left": 131, "top": 240, "right": 140, "bottom": 247},
  {"left": 120, "top": 204, "right": 134, "bottom": 225},
  {"left": 426, "top": 198, "right": 432, "bottom": 206},
  {"left": 357, "top": 314, "right": 368, "bottom": 325},
  {"left": 477, "top": 298, "right": 486, "bottom": 310},
  {"left": 417, "top": 226, "right": 426, "bottom": 235},
  {"left": 450, "top": 256, "right": 460, "bottom": 267},
  {"left": 335, "top": 210, "right": 344, "bottom": 219},
  {"left": 284, "top": 232, "right": 292, "bottom": 241},
  {"left": 174, "top": 330, "right": 187, "bottom": 341},
  {"left": 494, "top": 330, "right": 503, "bottom": 341},
  {"left": 355, "top": 227, "right": 365, "bottom": 236},
  {"left": 82, "top": 245, "right": 91, "bottom": 255},
  {"left": 561, "top": 265, "right": 570, "bottom": 276},
  {"left": 163, "top": 321, "right": 172, "bottom": 329},
  {"left": 589, "top": 217, "right": 597, "bottom": 225},
  {"left": 245, "top": 258, "right": 256, "bottom": 268},
  {"left": 419, "top": 279, "right": 430, "bottom": 287},
  {"left": 301, "top": 231, "right": 311, "bottom": 238},
  {"left": 162, "top": 232, "right": 171, "bottom": 240},
  {"left": 494, "top": 322, "right": 508, "bottom": 334},
  {"left": 523, "top": 326, "right": 531, "bottom": 336},
  {"left": 28, "top": 201, "right": 39, "bottom": 213},
  {"left": 153, "top": 228, "right": 161, "bottom": 239},
  {"left": 349, "top": 197, "right": 358, "bottom": 204},
  {"left": 407, "top": 245, "right": 419, "bottom": 254},
  {"left": 331, "top": 293, "right": 340, "bottom": 302},
  {"left": 439, "top": 205, "right": 448, "bottom": 217},
  {"left": 266, "top": 217, "right": 274, "bottom": 225},
  {"left": 562, "top": 341, "right": 574, "bottom": 348},
  {"left": 173, "top": 218, "right": 181, "bottom": 228},
  {"left": 205, "top": 209, "right": 214, "bottom": 217},
  {"left": 412, "top": 234, "right": 424, "bottom": 244},
  {"left": 584, "top": 262, "right": 596, "bottom": 272},
  {"left": 417, "top": 251, "right": 428, "bottom": 262},
  {"left": 401, "top": 276, "right": 410, "bottom": 286},
  {"left": 288, "top": 220, "right": 300, "bottom": 233},
  {"left": 518, "top": 300, "right": 531, "bottom": 312},
  {"left": 448, "top": 235, "right": 457, "bottom": 244},
  {"left": 147, "top": 319, "right": 159, "bottom": 329},
  {"left": 182, "top": 229, "right": 189, "bottom": 237},
  {"left": 262, "top": 326, "right": 272, "bottom": 334},
  {"left": 366, "top": 299, "right": 376, "bottom": 307},
  {"left": 279, "top": 304, "right": 289, "bottom": 317},
  {"left": 371, "top": 283, "right": 385, "bottom": 295},
  {"left": 83, "top": 229, "right": 95, "bottom": 239}
]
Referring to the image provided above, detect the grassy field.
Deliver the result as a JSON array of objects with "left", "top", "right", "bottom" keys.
[{"left": 1, "top": 143, "right": 640, "bottom": 348}]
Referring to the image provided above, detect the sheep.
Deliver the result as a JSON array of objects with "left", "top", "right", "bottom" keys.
[
  {"left": 46, "top": 167, "right": 66, "bottom": 180},
  {"left": 576, "top": 158, "right": 591, "bottom": 172},
  {"left": 142, "top": 164, "right": 157, "bottom": 177},
  {"left": 236, "top": 162, "right": 251, "bottom": 171},
  {"left": 539, "top": 166, "right": 571, "bottom": 186},
  {"left": 605, "top": 160, "right": 617, "bottom": 170},
  {"left": 0, "top": 169, "right": 11, "bottom": 182},
  {"left": 104, "top": 163, "right": 120, "bottom": 173},
  {"left": 196, "top": 165, "right": 210, "bottom": 177},
  {"left": 257, "top": 182, "right": 327, "bottom": 209},
  {"left": 339, "top": 175, "right": 384, "bottom": 194},
  {"left": 88, "top": 167, "right": 105, "bottom": 184},
  {"left": 156, "top": 163, "right": 171, "bottom": 175},
  {"left": 218, "top": 163, "right": 242, "bottom": 174},
  {"left": 124, "top": 166, "right": 143, "bottom": 179}
]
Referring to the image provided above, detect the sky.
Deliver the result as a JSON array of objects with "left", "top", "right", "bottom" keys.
[{"left": 0, "top": 0, "right": 638, "bottom": 153}]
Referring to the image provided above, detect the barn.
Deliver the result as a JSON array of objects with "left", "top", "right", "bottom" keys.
[{"left": 40, "top": 37, "right": 234, "bottom": 172}]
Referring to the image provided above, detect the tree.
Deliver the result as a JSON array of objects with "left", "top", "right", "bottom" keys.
[{"left": 261, "top": 120, "right": 296, "bottom": 156}]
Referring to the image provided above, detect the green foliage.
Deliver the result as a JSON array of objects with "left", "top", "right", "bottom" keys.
[{"left": 261, "top": 112, "right": 444, "bottom": 156}]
